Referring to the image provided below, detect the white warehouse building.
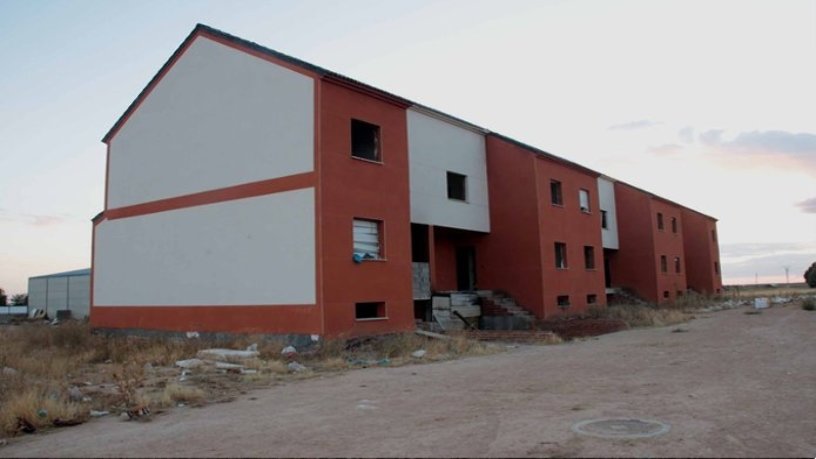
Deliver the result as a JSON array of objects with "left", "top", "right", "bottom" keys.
[{"left": 28, "top": 268, "right": 91, "bottom": 319}]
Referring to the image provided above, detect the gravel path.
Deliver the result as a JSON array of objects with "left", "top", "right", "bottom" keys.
[{"left": 2, "top": 305, "right": 814, "bottom": 457}]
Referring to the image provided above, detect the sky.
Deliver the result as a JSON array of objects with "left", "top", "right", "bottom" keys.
[{"left": 1, "top": 0, "right": 814, "bottom": 294}]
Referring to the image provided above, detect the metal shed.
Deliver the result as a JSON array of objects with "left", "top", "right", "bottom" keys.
[{"left": 28, "top": 268, "right": 91, "bottom": 319}]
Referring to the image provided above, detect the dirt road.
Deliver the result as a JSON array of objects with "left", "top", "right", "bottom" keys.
[{"left": 2, "top": 305, "right": 814, "bottom": 457}]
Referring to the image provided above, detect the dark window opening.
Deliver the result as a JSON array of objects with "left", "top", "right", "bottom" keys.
[
  {"left": 584, "top": 246, "right": 595, "bottom": 270},
  {"left": 657, "top": 212, "right": 664, "bottom": 230},
  {"left": 587, "top": 294, "right": 597, "bottom": 304},
  {"left": 351, "top": 119, "right": 380, "bottom": 161},
  {"left": 660, "top": 255, "right": 667, "bottom": 273},
  {"left": 557, "top": 295, "right": 570, "bottom": 308},
  {"left": 663, "top": 291, "right": 670, "bottom": 299},
  {"left": 714, "top": 261, "right": 720, "bottom": 274},
  {"left": 601, "top": 210, "right": 608, "bottom": 229},
  {"left": 447, "top": 171, "right": 467, "bottom": 201},
  {"left": 550, "top": 180, "right": 563, "bottom": 205},
  {"left": 671, "top": 217, "right": 678, "bottom": 233},
  {"left": 674, "top": 256, "right": 681, "bottom": 273},
  {"left": 712, "top": 229, "right": 717, "bottom": 242},
  {"left": 355, "top": 302, "right": 386, "bottom": 319},
  {"left": 555, "top": 242, "right": 568, "bottom": 269}
]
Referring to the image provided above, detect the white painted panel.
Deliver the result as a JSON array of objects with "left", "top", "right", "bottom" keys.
[
  {"left": 28, "top": 278, "right": 47, "bottom": 310},
  {"left": 407, "top": 109, "right": 490, "bottom": 232},
  {"left": 598, "top": 177, "right": 620, "bottom": 249},
  {"left": 46, "top": 277, "right": 68, "bottom": 319},
  {"left": 94, "top": 189, "right": 315, "bottom": 306},
  {"left": 108, "top": 36, "right": 314, "bottom": 209},
  {"left": 67, "top": 275, "right": 91, "bottom": 318}
]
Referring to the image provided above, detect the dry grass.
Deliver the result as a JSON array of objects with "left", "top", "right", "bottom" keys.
[
  {"left": 589, "top": 304, "right": 692, "bottom": 328},
  {"left": 0, "top": 322, "right": 494, "bottom": 438}
]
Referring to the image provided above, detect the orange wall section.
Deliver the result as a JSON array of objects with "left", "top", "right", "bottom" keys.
[
  {"left": 534, "top": 156, "right": 606, "bottom": 317},
  {"left": 681, "top": 209, "right": 723, "bottom": 294},
  {"left": 317, "top": 79, "right": 415, "bottom": 338},
  {"left": 611, "top": 183, "right": 659, "bottom": 302}
]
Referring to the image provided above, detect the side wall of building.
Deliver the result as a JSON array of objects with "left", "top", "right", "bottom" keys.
[
  {"left": 318, "top": 80, "right": 415, "bottom": 338},
  {"left": 611, "top": 183, "right": 659, "bottom": 302},
  {"left": 681, "top": 209, "right": 723, "bottom": 294}
]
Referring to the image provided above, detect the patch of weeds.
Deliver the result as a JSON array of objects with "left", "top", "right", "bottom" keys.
[{"left": 802, "top": 298, "right": 815, "bottom": 311}]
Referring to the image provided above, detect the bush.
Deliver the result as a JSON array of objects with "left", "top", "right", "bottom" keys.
[
  {"left": 805, "top": 262, "right": 816, "bottom": 288},
  {"left": 802, "top": 298, "right": 815, "bottom": 311}
]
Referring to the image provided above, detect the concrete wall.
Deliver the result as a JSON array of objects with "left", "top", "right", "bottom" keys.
[
  {"left": 94, "top": 189, "right": 315, "bottom": 307},
  {"left": 598, "top": 177, "right": 619, "bottom": 249},
  {"left": 407, "top": 109, "right": 490, "bottom": 232},
  {"left": 107, "top": 36, "right": 314, "bottom": 209}
]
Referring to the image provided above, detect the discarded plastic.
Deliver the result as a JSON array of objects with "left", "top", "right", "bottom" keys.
[
  {"left": 287, "top": 362, "right": 308, "bottom": 373},
  {"left": 411, "top": 350, "right": 427, "bottom": 358},
  {"left": 90, "top": 410, "right": 109, "bottom": 418},
  {"left": 281, "top": 346, "right": 297, "bottom": 357},
  {"left": 186, "top": 331, "right": 200, "bottom": 339},
  {"left": 754, "top": 298, "right": 769, "bottom": 309},
  {"left": 175, "top": 358, "right": 205, "bottom": 369}
]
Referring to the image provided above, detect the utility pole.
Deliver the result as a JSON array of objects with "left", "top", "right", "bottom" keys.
[{"left": 784, "top": 266, "right": 790, "bottom": 285}]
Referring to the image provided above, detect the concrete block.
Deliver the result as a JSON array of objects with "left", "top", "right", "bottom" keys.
[{"left": 432, "top": 297, "right": 451, "bottom": 310}]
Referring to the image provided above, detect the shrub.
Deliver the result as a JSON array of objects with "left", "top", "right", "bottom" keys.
[
  {"left": 805, "top": 262, "right": 816, "bottom": 288},
  {"left": 802, "top": 297, "right": 815, "bottom": 311}
]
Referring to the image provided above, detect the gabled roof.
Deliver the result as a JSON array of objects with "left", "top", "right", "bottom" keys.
[{"left": 101, "top": 23, "right": 716, "bottom": 221}]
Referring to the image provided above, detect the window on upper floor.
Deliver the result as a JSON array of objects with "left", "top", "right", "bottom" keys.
[
  {"left": 353, "top": 218, "right": 382, "bottom": 260},
  {"left": 555, "top": 242, "right": 568, "bottom": 269},
  {"left": 579, "top": 189, "right": 590, "bottom": 213},
  {"left": 351, "top": 119, "right": 381, "bottom": 162},
  {"left": 584, "top": 246, "right": 595, "bottom": 270},
  {"left": 660, "top": 255, "right": 668, "bottom": 273},
  {"left": 447, "top": 171, "right": 467, "bottom": 201},
  {"left": 601, "top": 210, "right": 608, "bottom": 229},
  {"left": 657, "top": 212, "right": 664, "bottom": 230},
  {"left": 674, "top": 256, "right": 681, "bottom": 273},
  {"left": 550, "top": 180, "right": 563, "bottom": 206},
  {"left": 714, "top": 261, "right": 720, "bottom": 275},
  {"left": 671, "top": 217, "right": 678, "bottom": 233},
  {"left": 712, "top": 229, "right": 717, "bottom": 242}
]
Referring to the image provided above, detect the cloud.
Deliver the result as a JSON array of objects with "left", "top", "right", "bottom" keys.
[
  {"left": 720, "top": 242, "right": 816, "bottom": 284},
  {"left": 609, "top": 119, "right": 660, "bottom": 130},
  {"left": 646, "top": 143, "right": 684, "bottom": 155},
  {"left": 678, "top": 126, "right": 694, "bottom": 143},
  {"left": 796, "top": 197, "right": 816, "bottom": 214},
  {"left": 0, "top": 210, "right": 66, "bottom": 227},
  {"left": 700, "top": 129, "right": 816, "bottom": 172}
]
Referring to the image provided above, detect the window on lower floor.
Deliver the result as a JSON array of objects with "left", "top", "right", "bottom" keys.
[
  {"left": 587, "top": 294, "right": 597, "bottom": 304},
  {"left": 663, "top": 291, "right": 670, "bottom": 299},
  {"left": 714, "top": 261, "right": 720, "bottom": 274},
  {"left": 351, "top": 119, "right": 381, "bottom": 162},
  {"left": 355, "top": 302, "right": 386, "bottom": 320},
  {"left": 660, "top": 255, "right": 668, "bottom": 273},
  {"left": 584, "top": 246, "right": 595, "bottom": 270},
  {"left": 557, "top": 295, "right": 570, "bottom": 308},
  {"left": 555, "top": 242, "right": 568, "bottom": 269},
  {"left": 550, "top": 180, "right": 563, "bottom": 206},
  {"left": 671, "top": 217, "right": 678, "bottom": 233},
  {"left": 674, "top": 256, "right": 681, "bottom": 273},
  {"left": 353, "top": 218, "right": 382, "bottom": 260},
  {"left": 447, "top": 171, "right": 467, "bottom": 201}
]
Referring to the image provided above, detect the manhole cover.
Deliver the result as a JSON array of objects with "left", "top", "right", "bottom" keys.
[{"left": 572, "top": 418, "right": 670, "bottom": 439}]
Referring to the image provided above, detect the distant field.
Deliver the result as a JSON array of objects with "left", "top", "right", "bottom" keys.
[{"left": 723, "top": 283, "right": 813, "bottom": 298}]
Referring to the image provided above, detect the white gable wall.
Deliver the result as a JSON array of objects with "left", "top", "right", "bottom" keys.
[
  {"left": 598, "top": 177, "right": 620, "bottom": 249},
  {"left": 407, "top": 109, "right": 490, "bottom": 232},
  {"left": 107, "top": 36, "right": 314, "bottom": 209},
  {"left": 94, "top": 189, "right": 316, "bottom": 307}
]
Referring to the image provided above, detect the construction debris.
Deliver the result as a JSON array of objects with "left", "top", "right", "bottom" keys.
[
  {"left": 197, "top": 349, "right": 259, "bottom": 360},
  {"left": 287, "top": 362, "right": 308, "bottom": 373},
  {"left": 175, "top": 358, "right": 205, "bottom": 369},
  {"left": 281, "top": 346, "right": 297, "bottom": 358},
  {"left": 411, "top": 350, "right": 427, "bottom": 359}
]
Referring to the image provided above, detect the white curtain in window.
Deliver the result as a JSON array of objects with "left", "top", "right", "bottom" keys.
[{"left": 353, "top": 219, "right": 380, "bottom": 258}]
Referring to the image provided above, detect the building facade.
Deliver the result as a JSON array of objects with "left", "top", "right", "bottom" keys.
[{"left": 91, "top": 25, "right": 722, "bottom": 337}]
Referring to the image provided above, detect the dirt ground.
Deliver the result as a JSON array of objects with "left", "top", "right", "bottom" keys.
[{"left": 2, "top": 305, "right": 814, "bottom": 458}]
